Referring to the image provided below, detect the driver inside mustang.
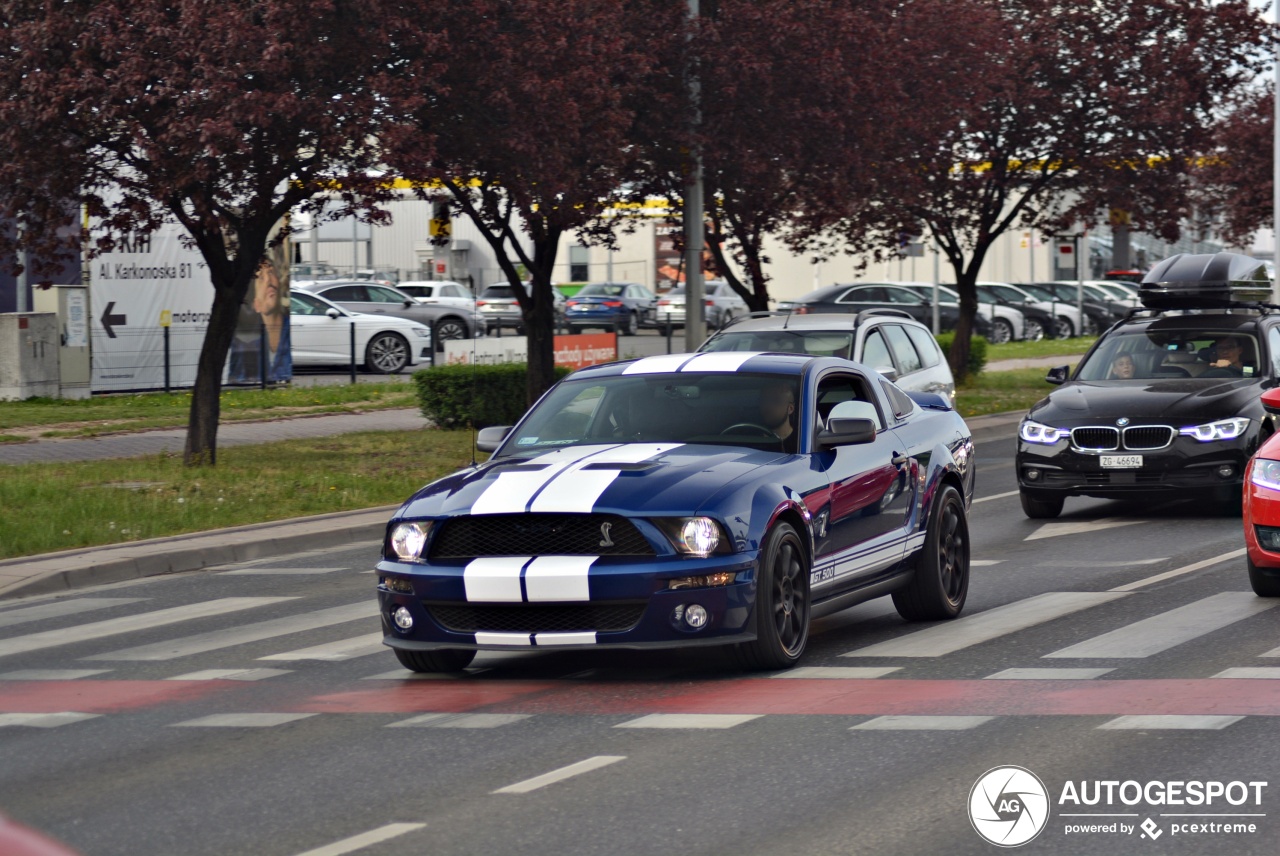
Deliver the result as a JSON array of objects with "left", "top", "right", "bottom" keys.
[{"left": 758, "top": 380, "right": 797, "bottom": 451}]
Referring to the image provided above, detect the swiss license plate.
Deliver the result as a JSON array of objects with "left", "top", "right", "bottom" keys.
[{"left": 1100, "top": 455, "right": 1143, "bottom": 469}]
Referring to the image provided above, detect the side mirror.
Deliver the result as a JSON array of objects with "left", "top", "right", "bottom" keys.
[
  {"left": 404, "top": 299, "right": 415, "bottom": 308},
  {"left": 875, "top": 365, "right": 899, "bottom": 382},
  {"left": 1045, "top": 365, "right": 1069, "bottom": 385},
  {"left": 816, "top": 417, "right": 877, "bottom": 451},
  {"left": 476, "top": 426, "right": 512, "bottom": 453},
  {"left": 325, "top": 307, "right": 341, "bottom": 319},
  {"left": 1262, "top": 388, "right": 1280, "bottom": 415}
]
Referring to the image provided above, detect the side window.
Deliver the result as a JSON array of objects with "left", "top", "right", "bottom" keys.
[
  {"left": 880, "top": 380, "right": 916, "bottom": 421},
  {"left": 368, "top": 286, "right": 406, "bottom": 303},
  {"left": 816, "top": 374, "right": 884, "bottom": 430},
  {"left": 290, "top": 293, "right": 322, "bottom": 316},
  {"left": 904, "top": 325, "right": 943, "bottom": 368},
  {"left": 322, "top": 285, "right": 365, "bottom": 302},
  {"left": 882, "top": 325, "right": 924, "bottom": 375},
  {"left": 882, "top": 287, "right": 920, "bottom": 305},
  {"left": 841, "top": 287, "right": 882, "bottom": 303},
  {"left": 860, "top": 328, "right": 895, "bottom": 372},
  {"left": 1269, "top": 327, "right": 1280, "bottom": 377}
]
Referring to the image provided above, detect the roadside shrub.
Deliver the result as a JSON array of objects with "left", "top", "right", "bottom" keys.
[
  {"left": 412, "top": 363, "right": 572, "bottom": 428},
  {"left": 936, "top": 332, "right": 988, "bottom": 378}
]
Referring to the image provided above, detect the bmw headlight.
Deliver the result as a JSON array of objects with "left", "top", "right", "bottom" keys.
[
  {"left": 389, "top": 521, "right": 432, "bottom": 562},
  {"left": 654, "top": 517, "right": 731, "bottom": 557},
  {"left": 1179, "top": 417, "right": 1250, "bottom": 442},
  {"left": 1252, "top": 458, "right": 1280, "bottom": 491},
  {"left": 1019, "top": 419, "right": 1069, "bottom": 444}
]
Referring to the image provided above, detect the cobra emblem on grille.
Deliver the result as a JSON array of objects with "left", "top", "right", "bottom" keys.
[{"left": 599, "top": 522, "right": 615, "bottom": 547}]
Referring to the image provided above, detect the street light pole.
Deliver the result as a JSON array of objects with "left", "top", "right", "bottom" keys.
[
  {"left": 1274, "top": 0, "right": 1279, "bottom": 300},
  {"left": 682, "top": 0, "right": 705, "bottom": 352}
]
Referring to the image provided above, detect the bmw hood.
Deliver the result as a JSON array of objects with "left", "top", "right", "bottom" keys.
[
  {"left": 1028, "top": 378, "right": 1263, "bottom": 426},
  {"left": 397, "top": 443, "right": 789, "bottom": 520}
]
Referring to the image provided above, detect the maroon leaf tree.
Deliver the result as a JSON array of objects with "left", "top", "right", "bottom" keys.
[
  {"left": 0, "top": 0, "right": 434, "bottom": 463},
  {"left": 846, "top": 0, "right": 1272, "bottom": 380},
  {"left": 1188, "top": 89, "right": 1274, "bottom": 248},
  {"left": 386, "top": 0, "right": 681, "bottom": 406}
]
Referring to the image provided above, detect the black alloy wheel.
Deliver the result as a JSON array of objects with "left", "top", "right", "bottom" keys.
[
  {"left": 893, "top": 483, "right": 970, "bottom": 620},
  {"left": 1023, "top": 319, "right": 1046, "bottom": 342},
  {"left": 619, "top": 312, "right": 639, "bottom": 336},
  {"left": 394, "top": 647, "right": 477, "bottom": 673},
  {"left": 735, "top": 522, "right": 810, "bottom": 670},
  {"left": 364, "top": 332, "right": 410, "bottom": 374},
  {"left": 1054, "top": 316, "right": 1075, "bottom": 339}
]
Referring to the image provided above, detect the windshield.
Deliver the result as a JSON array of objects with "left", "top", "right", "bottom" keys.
[
  {"left": 701, "top": 330, "right": 854, "bottom": 358},
  {"left": 577, "top": 284, "right": 625, "bottom": 297},
  {"left": 1076, "top": 328, "right": 1261, "bottom": 381},
  {"left": 1019, "top": 284, "right": 1061, "bottom": 302},
  {"left": 499, "top": 372, "right": 801, "bottom": 456}
]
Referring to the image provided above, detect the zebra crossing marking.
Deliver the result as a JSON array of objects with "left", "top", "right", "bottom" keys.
[
  {"left": 259, "top": 633, "right": 384, "bottom": 662},
  {"left": 615, "top": 714, "right": 761, "bottom": 729},
  {"left": 1111, "top": 548, "right": 1246, "bottom": 592},
  {"left": 851, "top": 715, "right": 994, "bottom": 731},
  {"left": 165, "top": 669, "right": 291, "bottom": 682},
  {"left": 0, "top": 598, "right": 147, "bottom": 629},
  {"left": 172, "top": 713, "right": 317, "bottom": 728},
  {"left": 1097, "top": 715, "right": 1244, "bottom": 731},
  {"left": 493, "top": 756, "right": 627, "bottom": 794},
  {"left": 984, "top": 668, "right": 1113, "bottom": 680},
  {"left": 0, "top": 712, "right": 100, "bottom": 728},
  {"left": 291, "top": 823, "right": 426, "bottom": 856},
  {"left": 1212, "top": 667, "right": 1280, "bottom": 679},
  {"left": 0, "top": 669, "right": 112, "bottom": 681},
  {"left": 772, "top": 666, "right": 901, "bottom": 679},
  {"left": 386, "top": 713, "right": 532, "bottom": 728},
  {"left": 219, "top": 568, "right": 349, "bottom": 576}
]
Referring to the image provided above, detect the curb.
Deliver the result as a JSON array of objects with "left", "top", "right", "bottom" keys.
[{"left": 0, "top": 505, "right": 400, "bottom": 601}]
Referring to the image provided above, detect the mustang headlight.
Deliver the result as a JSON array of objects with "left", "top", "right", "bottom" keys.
[
  {"left": 653, "top": 517, "right": 731, "bottom": 557},
  {"left": 389, "top": 521, "right": 432, "bottom": 562},
  {"left": 1019, "top": 419, "right": 1069, "bottom": 444},
  {"left": 1252, "top": 458, "right": 1280, "bottom": 491},
  {"left": 1179, "top": 417, "right": 1250, "bottom": 442}
]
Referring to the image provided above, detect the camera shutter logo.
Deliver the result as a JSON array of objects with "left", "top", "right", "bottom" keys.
[{"left": 969, "top": 766, "right": 1051, "bottom": 847}]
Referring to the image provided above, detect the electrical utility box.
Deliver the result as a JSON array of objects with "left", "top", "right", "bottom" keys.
[
  {"left": 0, "top": 312, "right": 61, "bottom": 400},
  {"left": 31, "top": 284, "right": 91, "bottom": 399}
]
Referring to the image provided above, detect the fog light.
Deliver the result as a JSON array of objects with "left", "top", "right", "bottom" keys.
[
  {"left": 684, "top": 604, "right": 708, "bottom": 629},
  {"left": 392, "top": 606, "right": 414, "bottom": 631},
  {"left": 1217, "top": 464, "right": 1236, "bottom": 479},
  {"left": 1024, "top": 469, "right": 1042, "bottom": 482},
  {"left": 1256, "top": 525, "right": 1280, "bottom": 552}
]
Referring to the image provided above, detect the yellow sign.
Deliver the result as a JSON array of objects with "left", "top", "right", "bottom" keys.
[
  {"left": 159, "top": 310, "right": 172, "bottom": 328},
  {"left": 430, "top": 218, "right": 451, "bottom": 238}
]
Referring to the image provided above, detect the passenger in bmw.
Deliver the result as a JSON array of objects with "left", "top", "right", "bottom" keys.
[{"left": 1109, "top": 354, "right": 1136, "bottom": 379}]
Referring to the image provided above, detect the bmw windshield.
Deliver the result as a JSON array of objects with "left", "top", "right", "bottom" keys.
[{"left": 1075, "top": 328, "right": 1261, "bottom": 381}]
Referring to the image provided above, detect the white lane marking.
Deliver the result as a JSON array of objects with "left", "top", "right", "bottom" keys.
[
  {"left": 614, "top": 714, "right": 762, "bottom": 729},
  {"left": 677, "top": 352, "right": 761, "bottom": 373},
  {"left": 493, "top": 756, "right": 627, "bottom": 794},
  {"left": 0, "top": 598, "right": 296, "bottom": 659},
  {"left": 1213, "top": 667, "right": 1280, "bottom": 678},
  {"left": 984, "top": 668, "right": 1114, "bottom": 680},
  {"left": 622, "top": 354, "right": 696, "bottom": 374},
  {"left": 165, "top": 669, "right": 292, "bottom": 681},
  {"left": 291, "top": 823, "right": 426, "bottom": 856},
  {"left": 972, "top": 490, "right": 1019, "bottom": 504},
  {"left": 851, "top": 716, "right": 994, "bottom": 731},
  {"left": 970, "top": 560, "right": 1004, "bottom": 567},
  {"left": 219, "top": 567, "right": 347, "bottom": 576},
  {"left": 842, "top": 592, "right": 1128, "bottom": 658},
  {"left": 0, "top": 598, "right": 147, "bottom": 629},
  {"left": 475, "top": 632, "right": 532, "bottom": 646},
  {"left": 172, "top": 713, "right": 317, "bottom": 728},
  {"left": 260, "top": 633, "right": 385, "bottom": 662},
  {"left": 1097, "top": 715, "right": 1244, "bottom": 731},
  {"left": 0, "top": 669, "right": 112, "bottom": 680},
  {"left": 361, "top": 670, "right": 468, "bottom": 681},
  {"left": 1024, "top": 518, "right": 1150, "bottom": 541},
  {"left": 386, "top": 713, "right": 531, "bottom": 729},
  {"left": 471, "top": 445, "right": 618, "bottom": 514},
  {"left": 463, "top": 557, "right": 530, "bottom": 603},
  {"left": 1044, "top": 592, "right": 1277, "bottom": 659},
  {"left": 534, "top": 632, "right": 597, "bottom": 646},
  {"left": 0, "top": 712, "right": 101, "bottom": 728},
  {"left": 86, "top": 602, "right": 377, "bottom": 661},
  {"left": 772, "top": 666, "right": 901, "bottom": 679},
  {"left": 1047, "top": 559, "right": 1167, "bottom": 568},
  {"left": 524, "top": 556, "right": 594, "bottom": 602},
  {"left": 1110, "top": 548, "right": 1246, "bottom": 592},
  {"left": 529, "top": 443, "right": 683, "bottom": 513}
]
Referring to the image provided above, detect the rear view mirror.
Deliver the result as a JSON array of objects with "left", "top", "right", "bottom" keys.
[
  {"left": 476, "top": 426, "right": 512, "bottom": 453},
  {"left": 1045, "top": 365, "right": 1069, "bottom": 385}
]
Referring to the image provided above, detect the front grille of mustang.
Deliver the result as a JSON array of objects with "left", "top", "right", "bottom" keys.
[
  {"left": 429, "top": 513, "right": 653, "bottom": 558},
  {"left": 1069, "top": 425, "right": 1175, "bottom": 452},
  {"left": 426, "top": 602, "right": 647, "bottom": 634},
  {"left": 1121, "top": 425, "right": 1175, "bottom": 450}
]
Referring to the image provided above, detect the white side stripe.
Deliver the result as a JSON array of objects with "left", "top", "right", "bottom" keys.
[
  {"left": 463, "top": 557, "right": 530, "bottom": 603},
  {"left": 524, "top": 556, "right": 595, "bottom": 602}
]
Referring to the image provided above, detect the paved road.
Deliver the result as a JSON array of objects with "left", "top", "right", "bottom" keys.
[{"left": 5, "top": 426, "right": 1265, "bottom": 856}]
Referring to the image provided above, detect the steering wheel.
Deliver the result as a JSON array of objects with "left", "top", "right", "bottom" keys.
[{"left": 720, "top": 422, "right": 779, "bottom": 438}]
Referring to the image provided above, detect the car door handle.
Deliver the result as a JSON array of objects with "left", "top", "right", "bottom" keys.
[{"left": 891, "top": 453, "right": 909, "bottom": 466}]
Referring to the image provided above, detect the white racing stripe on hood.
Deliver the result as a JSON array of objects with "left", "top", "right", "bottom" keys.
[
  {"left": 529, "top": 443, "right": 684, "bottom": 513},
  {"left": 471, "top": 444, "right": 619, "bottom": 515},
  {"left": 524, "top": 556, "right": 595, "bottom": 602},
  {"left": 677, "top": 352, "right": 762, "bottom": 373},
  {"left": 622, "top": 354, "right": 698, "bottom": 374},
  {"left": 463, "top": 557, "right": 531, "bottom": 602}
]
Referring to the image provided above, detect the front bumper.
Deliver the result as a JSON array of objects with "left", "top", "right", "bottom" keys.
[
  {"left": 1245, "top": 472, "right": 1280, "bottom": 570},
  {"left": 376, "top": 552, "right": 760, "bottom": 651}
]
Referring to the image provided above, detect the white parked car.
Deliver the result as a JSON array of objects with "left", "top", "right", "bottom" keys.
[
  {"left": 896, "top": 282, "right": 1027, "bottom": 344},
  {"left": 289, "top": 290, "right": 433, "bottom": 374},
  {"left": 655, "top": 279, "right": 749, "bottom": 329},
  {"left": 978, "top": 281, "right": 1087, "bottom": 339},
  {"left": 397, "top": 280, "right": 477, "bottom": 312}
]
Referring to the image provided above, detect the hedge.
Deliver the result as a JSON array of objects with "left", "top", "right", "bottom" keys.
[
  {"left": 412, "top": 363, "right": 573, "bottom": 428},
  {"left": 935, "top": 332, "right": 988, "bottom": 378}
]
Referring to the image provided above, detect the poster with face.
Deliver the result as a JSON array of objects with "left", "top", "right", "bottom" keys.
[{"left": 227, "top": 225, "right": 292, "bottom": 384}]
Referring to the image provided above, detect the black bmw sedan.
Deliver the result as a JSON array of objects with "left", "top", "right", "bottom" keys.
[{"left": 1016, "top": 311, "right": 1280, "bottom": 518}]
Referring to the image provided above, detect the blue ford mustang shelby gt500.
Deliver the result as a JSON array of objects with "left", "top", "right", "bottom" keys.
[{"left": 377, "top": 352, "right": 975, "bottom": 671}]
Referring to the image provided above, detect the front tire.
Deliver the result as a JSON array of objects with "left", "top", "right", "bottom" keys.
[
  {"left": 393, "top": 647, "right": 477, "bottom": 673},
  {"left": 1054, "top": 316, "right": 1075, "bottom": 339},
  {"left": 1020, "top": 490, "right": 1064, "bottom": 519},
  {"left": 1248, "top": 555, "right": 1280, "bottom": 597},
  {"left": 433, "top": 317, "right": 468, "bottom": 352},
  {"left": 1023, "top": 319, "right": 1046, "bottom": 342},
  {"left": 364, "top": 332, "right": 410, "bottom": 374},
  {"left": 619, "top": 312, "right": 638, "bottom": 336},
  {"left": 735, "top": 522, "right": 810, "bottom": 670},
  {"left": 893, "top": 484, "right": 970, "bottom": 620}
]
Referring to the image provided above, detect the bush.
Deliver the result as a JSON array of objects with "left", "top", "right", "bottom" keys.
[
  {"left": 936, "top": 332, "right": 988, "bottom": 378},
  {"left": 412, "top": 363, "right": 572, "bottom": 428}
]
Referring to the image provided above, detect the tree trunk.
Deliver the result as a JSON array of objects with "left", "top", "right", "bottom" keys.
[
  {"left": 524, "top": 280, "right": 557, "bottom": 408},
  {"left": 183, "top": 276, "right": 252, "bottom": 466}
]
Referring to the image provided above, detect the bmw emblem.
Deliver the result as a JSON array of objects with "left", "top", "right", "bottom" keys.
[{"left": 1116, "top": 417, "right": 1130, "bottom": 427}]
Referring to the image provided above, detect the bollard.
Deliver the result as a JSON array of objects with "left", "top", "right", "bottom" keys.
[
  {"left": 259, "top": 319, "right": 268, "bottom": 389},
  {"left": 665, "top": 318, "right": 673, "bottom": 354},
  {"left": 163, "top": 326, "right": 171, "bottom": 394},
  {"left": 349, "top": 320, "right": 357, "bottom": 384}
]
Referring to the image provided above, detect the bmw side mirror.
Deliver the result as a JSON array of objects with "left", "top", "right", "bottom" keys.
[
  {"left": 1261, "top": 388, "right": 1280, "bottom": 415},
  {"left": 816, "top": 417, "right": 877, "bottom": 451},
  {"left": 325, "top": 307, "right": 341, "bottom": 319},
  {"left": 476, "top": 426, "right": 512, "bottom": 453},
  {"left": 1045, "top": 365, "right": 1069, "bottom": 385}
]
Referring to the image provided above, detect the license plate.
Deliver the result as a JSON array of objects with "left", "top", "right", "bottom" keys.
[{"left": 1100, "top": 455, "right": 1143, "bottom": 469}]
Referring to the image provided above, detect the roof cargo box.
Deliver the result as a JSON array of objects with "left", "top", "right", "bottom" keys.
[{"left": 1139, "top": 252, "right": 1272, "bottom": 309}]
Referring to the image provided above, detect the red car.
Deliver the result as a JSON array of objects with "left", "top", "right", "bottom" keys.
[{"left": 1244, "top": 387, "right": 1280, "bottom": 596}]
